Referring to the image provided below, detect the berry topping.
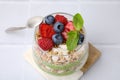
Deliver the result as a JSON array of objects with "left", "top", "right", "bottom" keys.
[
  {"left": 45, "top": 15, "right": 55, "bottom": 24},
  {"left": 62, "top": 31, "right": 68, "bottom": 40},
  {"left": 38, "top": 38, "right": 54, "bottom": 51},
  {"left": 53, "top": 22, "right": 64, "bottom": 33},
  {"left": 78, "top": 33, "right": 84, "bottom": 45},
  {"left": 62, "top": 21, "right": 75, "bottom": 40},
  {"left": 52, "top": 34, "right": 63, "bottom": 45},
  {"left": 39, "top": 23, "right": 55, "bottom": 39},
  {"left": 64, "top": 21, "right": 75, "bottom": 32},
  {"left": 55, "top": 15, "right": 68, "bottom": 25},
  {"left": 37, "top": 13, "right": 85, "bottom": 51}
]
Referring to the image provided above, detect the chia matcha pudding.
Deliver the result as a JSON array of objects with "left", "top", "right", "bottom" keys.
[{"left": 32, "top": 12, "right": 89, "bottom": 76}]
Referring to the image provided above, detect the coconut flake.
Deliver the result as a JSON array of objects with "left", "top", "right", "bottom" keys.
[{"left": 52, "top": 56, "right": 59, "bottom": 62}]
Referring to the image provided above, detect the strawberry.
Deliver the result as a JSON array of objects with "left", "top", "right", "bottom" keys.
[
  {"left": 38, "top": 38, "right": 54, "bottom": 51},
  {"left": 39, "top": 23, "right": 55, "bottom": 39},
  {"left": 65, "top": 21, "right": 75, "bottom": 31},
  {"left": 62, "top": 31, "right": 68, "bottom": 40},
  {"left": 55, "top": 15, "right": 68, "bottom": 26},
  {"left": 62, "top": 21, "right": 75, "bottom": 40}
]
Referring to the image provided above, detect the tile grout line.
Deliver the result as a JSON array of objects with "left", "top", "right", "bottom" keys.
[
  {"left": 0, "top": 1, "right": 120, "bottom": 4},
  {"left": 0, "top": 1, "right": 29, "bottom": 4},
  {"left": 35, "top": 1, "right": 120, "bottom": 4},
  {"left": 28, "top": 1, "right": 120, "bottom": 4}
]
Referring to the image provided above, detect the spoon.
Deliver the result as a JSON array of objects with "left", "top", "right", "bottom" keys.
[{"left": 5, "top": 16, "right": 43, "bottom": 33}]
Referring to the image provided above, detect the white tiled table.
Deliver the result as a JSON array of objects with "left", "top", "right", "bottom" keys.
[{"left": 0, "top": 0, "right": 120, "bottom": 80}]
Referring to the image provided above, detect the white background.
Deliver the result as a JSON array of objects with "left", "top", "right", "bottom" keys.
[{"left": 0, "top": 0, "right": 120, "bottom": 80}]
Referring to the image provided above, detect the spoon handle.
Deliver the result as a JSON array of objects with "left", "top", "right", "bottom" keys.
[{"left": 5, "top": 27, "right": 27, "bottom": 33}]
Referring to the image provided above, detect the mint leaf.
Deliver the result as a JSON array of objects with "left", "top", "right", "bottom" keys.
[
  {"left": 66, "top": 31, "right": 79, "bottom": 51},
  {"left": 73, "top": 13, "right": 84, "bottom": 31}
]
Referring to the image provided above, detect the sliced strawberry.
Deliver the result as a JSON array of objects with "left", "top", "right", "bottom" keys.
[
  {"left": 65, "top": 21, "right": 75, "bottom": 31},
  {"left": 62, "top": 31, "right": 68, "bottom": 40},
  {"left": 62, "top": 21, "right": 75, "bottom": 40}
]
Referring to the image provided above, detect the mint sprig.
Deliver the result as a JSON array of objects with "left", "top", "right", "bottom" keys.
[
  {"left": 66, "top": 31, "right": 79, "bottom": 51},
  {"left": 73, "top": 13, "right": 84, "bottom": 31},
  {"left": 66, "top": 13, "right": 84, "bottom": 51}
]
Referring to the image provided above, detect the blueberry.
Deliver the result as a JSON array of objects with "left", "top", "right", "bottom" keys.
[
  {"left": 45, "top": 15, "right": 55, "bottom": 24},
  {"left": 53, "top": 22, "right": 64, "bottom": 33},
  {"left": 78, "top": 33, "right": 84, "bottom": 45},
  {"left": 52, "top": 34, "right": 63, "bottom": 45}
]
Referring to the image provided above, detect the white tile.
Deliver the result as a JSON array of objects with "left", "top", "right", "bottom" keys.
[
  {"left": 0, "top": 45, "right": 30, "bottom": 80},
  {"left": 0, "top": 3, "right": 31, "bottom": 44},
  {"left": 30, "top": 2, "right": 79, "bottom": 17},
  {"left": 23, "top": 62, "right": 45, "bottom": 80},
  {"left": 0, "top": 45, "right": 45, "bottom": 80},
  {"left": 83, "top": 45, "right": 120, "bottom": 80},
  {"left": 0, "top": 3, "right": 29, "bottom": 26}
]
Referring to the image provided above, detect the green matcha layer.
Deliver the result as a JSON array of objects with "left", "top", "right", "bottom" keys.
[{"left": 33, "top": 56, "right": 75, "bottom": 76}]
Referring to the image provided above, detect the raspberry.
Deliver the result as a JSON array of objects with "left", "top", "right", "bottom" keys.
[
  {"left": 39, "top": 23, "right": 55, "bottom": 39},
  {"left": 55, "top": 15, "right": 68, "bottom": 26},
  {"left": 38, "top": 38, "right": 54, "bottom": 51}
]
